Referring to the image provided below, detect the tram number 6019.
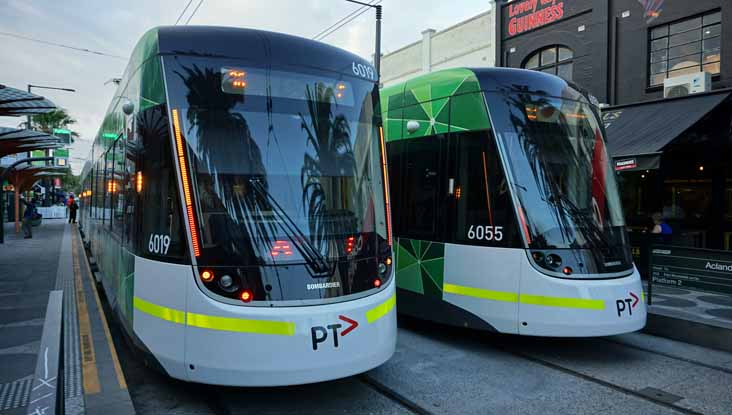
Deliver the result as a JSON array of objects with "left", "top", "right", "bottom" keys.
[
  {"left": 352, "top": 62, "right": 375, "bottom": 80},
  {"left": 148, "top": 234, "right": 171, "bottom": 255},
  {"left": 467, "top": 225, "right": 503, "bottom": 241}
]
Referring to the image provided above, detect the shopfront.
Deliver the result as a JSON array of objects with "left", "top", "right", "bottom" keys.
[
  {"left": 495, "top": 0, "right": 732, "bottom": 105},
  {"left": 495, "top": 0, "right": 732, "bottom": 275}
]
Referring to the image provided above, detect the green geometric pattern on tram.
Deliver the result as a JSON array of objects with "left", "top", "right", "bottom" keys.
[
  {"left": 395, "top": 238, "right": 445, "bottom": 299},
  {"left": 380, "top": 68, "right": 489, "bottom": 142}
]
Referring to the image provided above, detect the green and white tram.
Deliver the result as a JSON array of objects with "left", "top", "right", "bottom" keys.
[
  {"left": 381, "top": 68, "right": 646, "bottom": 336},
  {"left": 78, "top": 26, "right": 396, "bottom": 386}
]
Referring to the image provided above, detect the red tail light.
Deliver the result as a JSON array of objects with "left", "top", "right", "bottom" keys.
[
  {"left": 271, "top": 240, "right": 293, "bottom": 257},
  {"left": 373, "top": 279, "right": 382, "bottom": 288},
  {"left": 345, "top": 236, "right": 356, "bottom": 254}
]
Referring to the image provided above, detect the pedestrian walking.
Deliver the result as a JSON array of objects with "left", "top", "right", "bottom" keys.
[
  {"left": 20, "top": 196, "right": 37, "bottom": 239},
  {"left": 68, "top": 196, "right": 78, "bottom": 224}
]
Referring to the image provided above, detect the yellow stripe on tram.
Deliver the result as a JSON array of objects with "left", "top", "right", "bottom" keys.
[
  {"left": 134, "top": 296, "right": 186, "bottom": 324},
  {"left": 133, "top": 296, "right": 295, "bottom": 336},
  {"left": 443, "top": 283, "right": 605, "bottom": 310},
  {"left": 186, "top": 312, "right": 295, "bottom": 336},
  {"left": 366, "top": 293, "right": 396, "bottom": 324},
  {"left": 443, "top": 283, "right": 519, "bottom": 303},
  {"left": 519, "top": 294, "right": 605, "bottom": 310}
]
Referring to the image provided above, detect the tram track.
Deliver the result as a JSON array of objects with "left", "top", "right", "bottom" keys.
[
  {"left": 360, "top": 373, "right": 436, "bottom": 415},
  {"left": 599, "top": 336, "right": 732, "bottom": 376},
  {"left": 493, "top": 345, "right": 706, "bottom": 415}
]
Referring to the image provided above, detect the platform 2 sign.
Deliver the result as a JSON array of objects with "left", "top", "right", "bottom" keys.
[{"left": 650, "top": 246, "right": 732, "bottom": 295}]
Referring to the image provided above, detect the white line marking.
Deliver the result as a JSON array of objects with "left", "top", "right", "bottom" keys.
[
  {"left": 29, "top": 392, "right": 53, "bottom": 404},
  {"left": 44, "top": 346, "right": 49, "bottom": 378}
]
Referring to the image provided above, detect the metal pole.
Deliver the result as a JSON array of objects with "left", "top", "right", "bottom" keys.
[
  {"left": 375, "top": 5, "right": 382, "bottom": 82},
  {"left": 0, "top": 156, "right": 54, "bottom": 243},
  {"left": 27, "top": 85, "right": 32, "bottom": 130}
]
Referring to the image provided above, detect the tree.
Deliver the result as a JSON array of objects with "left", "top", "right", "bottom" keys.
[{"left": 31, "top": 109, "right": 79, "bottom": 142}]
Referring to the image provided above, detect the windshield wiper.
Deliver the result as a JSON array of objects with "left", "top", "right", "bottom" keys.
[{"left": 248, "top": 178, "right": 330, "bottom": 275}]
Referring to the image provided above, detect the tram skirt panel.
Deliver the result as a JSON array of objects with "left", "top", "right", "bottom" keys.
[
  {"left": 183, "top": 276, "right": 397, "bottom": 386},
  {"left": 441, "top": 245, "right": 523, "bottom": 334},
  {"left": 517, "top": 262, "right": 647, "bottom": 337},
  {"left": 132, "top": 257, "right": 189, "bottom": 379}
]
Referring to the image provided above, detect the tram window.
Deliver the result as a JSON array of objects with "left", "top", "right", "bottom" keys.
[
  {"left": 390, "top": 134, "right": 444, "bottom": 241},
  {"left": 103, "top": 150, "right": 113, "bottom": 224},
  {"left": 111, "top": 138, "right": 125, "bottom": 237},
  {"left": 447, "top": 130, "right": 518, "bottom": 247},
  {"left": 93, "top": 161, "right": 104, "bottom": 218},
  {"left": 123, "top": 140, "right": 138, "bottom": 244},
  {"left": 138, "top": 104, "right": 186, "bottom": 260}
]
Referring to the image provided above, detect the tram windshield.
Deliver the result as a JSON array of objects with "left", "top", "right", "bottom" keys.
[
  {"left": 488, "top": 92, "right": 632, "bottom": 270},
  {"left": 165, "top": 57, "right": 387, "bottom": 267}
]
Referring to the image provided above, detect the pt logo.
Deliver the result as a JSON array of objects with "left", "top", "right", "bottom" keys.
[
  {"left": 311, "top": 315, "right": 359, "bottom": 350},
  {"left": 616, "top": 292, "right": 640, "bottom": 317}
]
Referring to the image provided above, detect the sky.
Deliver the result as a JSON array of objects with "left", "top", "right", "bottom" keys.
[{"left": 0, "top": 0, "right": 494, "bottom": 173}]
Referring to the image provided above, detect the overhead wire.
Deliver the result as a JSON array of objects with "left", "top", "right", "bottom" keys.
[
  {"left": 312, "top": 0, "right": 378, "bottom": 40},
  {"left": 185, "top": 0, "right": 205, "bottom": 25},
  {"left": 315, "top": 0, "right": 381, "bottom": 41},
  {"left": 0, "top": 31, "right": 127, "bottom": 60},
  {"left": 174, "top": 0, "right": 194, "bottom": 25}
]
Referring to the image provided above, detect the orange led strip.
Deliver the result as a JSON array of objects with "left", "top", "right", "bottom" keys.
[
  {"left": 171, "top": 109, "right": 201, "bottom": 257},
  {"left": 379, "top": 126, "right": 393, "bottom": 246}
]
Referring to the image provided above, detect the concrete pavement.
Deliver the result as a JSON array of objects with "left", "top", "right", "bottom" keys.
[{"left": 0, "top": 220, "right": 65, "bottom": 415}]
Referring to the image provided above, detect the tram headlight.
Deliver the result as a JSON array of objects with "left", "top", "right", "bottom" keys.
[
  {"left": 531, "top": 251, "right": 544, "bottom": 264},
  {"left": 545, "top": 254, "right": 562, "bottom": 268},
  {"left": 218, "top": 274, "right": 239, "bottom": 293},
  {"left": 378, "top": 262, "right": 387, "bottom": 276}
]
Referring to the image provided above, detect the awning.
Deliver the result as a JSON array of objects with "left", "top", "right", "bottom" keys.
[
  {"left": 0, "top": 84, "right": 57, "bottom": 117},
  {"left": 602, "top": 90, "right": 731, "bottom": 172}
]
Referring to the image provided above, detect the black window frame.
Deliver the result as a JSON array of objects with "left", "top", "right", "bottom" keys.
[
  {"left": 522, "top": 45, "right": 574, "bottom": 81},
  {"left": 647, "top": 9, "right": 722, "bottom": 88}
]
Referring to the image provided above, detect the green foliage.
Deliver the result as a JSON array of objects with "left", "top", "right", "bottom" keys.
[
  {"left": 61, "top": 167, "right": 81, "bottom": 193},
  {"left": 31, "top": 109, "right": 79, "bottom": 142}
]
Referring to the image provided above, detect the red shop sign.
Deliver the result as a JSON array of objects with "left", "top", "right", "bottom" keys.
[{"left": 507, "top": 0, "right": 565, "bottom": 37}]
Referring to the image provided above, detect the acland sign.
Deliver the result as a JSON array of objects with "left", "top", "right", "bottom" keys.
[{"left": 507, "top": 0, "right": 565, "bottom": 37}]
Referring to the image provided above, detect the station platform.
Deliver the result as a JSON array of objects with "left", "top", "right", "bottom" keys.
[
  {"left": 0, "top": 220, "right": 134, "bottom": 415},
  {"left": 643, "top": 281, "right": 732, "bottom": 353}
]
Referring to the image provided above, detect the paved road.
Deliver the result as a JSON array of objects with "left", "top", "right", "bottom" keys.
[{"left": 102, "top": 306, "right": 732, "bottom": 415}]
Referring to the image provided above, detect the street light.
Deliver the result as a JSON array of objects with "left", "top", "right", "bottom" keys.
[
  {"left": 344, "top": 0, "right": 382, "bottom": 82},
  {"left": 26, "top": 84, "right": 75, "bottom": 206}
]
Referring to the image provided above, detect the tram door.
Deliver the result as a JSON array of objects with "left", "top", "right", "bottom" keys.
[{"left": 440, "top": 94, "right": 522, "bottom": 333}]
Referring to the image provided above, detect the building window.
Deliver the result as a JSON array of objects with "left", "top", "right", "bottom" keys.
[
  {"left": 523, "top": 46, "right": 574, "bottom": 81},
  {"left": 649, "top": 10, "right": 721, "bottom": 87}
]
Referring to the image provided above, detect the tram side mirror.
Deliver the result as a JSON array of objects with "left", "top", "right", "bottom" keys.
[
  {"left": 122, "top": 101, "right": 135, "bottom": 116},
  {"left": 406, "top": 120, "right": 420, "bottom": 134}
]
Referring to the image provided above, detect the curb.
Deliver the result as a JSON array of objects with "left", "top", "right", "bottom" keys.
[
  {"left": 27, "top": 290, "right": 63, "bottom": 415},
  {"left": 644, "top": 308, "right": 732, "bottom": 353}
]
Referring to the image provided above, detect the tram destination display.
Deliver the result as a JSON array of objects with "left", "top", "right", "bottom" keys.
[{"left": 650, "top": 245, "right": 732, "bottom": 295}]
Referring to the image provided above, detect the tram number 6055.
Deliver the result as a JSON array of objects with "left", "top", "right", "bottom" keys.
[
  {"left": 467, "top": 225, "right": 503, "bottom": 241},
  {"left": 148, "top": 234, "right": 171, "bottom": 255}
]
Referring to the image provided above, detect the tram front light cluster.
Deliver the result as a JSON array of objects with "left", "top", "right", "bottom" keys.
[
  {"left": 374, "top": 255, "right": 392, "bottom": 288},
  {"left": 531, "top": 251, "right": 566, "bottom": 273}
]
